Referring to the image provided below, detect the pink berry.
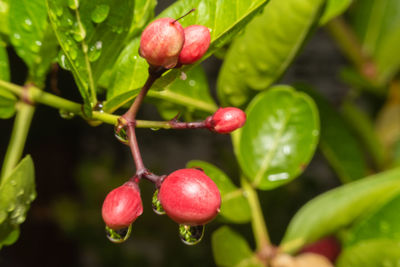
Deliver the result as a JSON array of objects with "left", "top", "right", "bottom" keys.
[
  {"left": 178, "top": 25, "right": 211, "bottom": 65},
  {"left": 159, "top": 169, "right": 221, "bottom": 225},
  {"left": 139, "top": 18, "right": 185, "bottom": 69},
  {"left": 206, "top": 107, "right": 247, "bottom": 134},
  {"left": 102, "top": 181, "right": 143, "bottom": 230}
]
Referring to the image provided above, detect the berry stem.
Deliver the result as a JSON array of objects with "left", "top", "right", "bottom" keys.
[
  {"left": 173, "top": 8, "right": 196, "bottom": 24},
  {"left": 126, "top": 121, "right": 146, "bottom": 175}
]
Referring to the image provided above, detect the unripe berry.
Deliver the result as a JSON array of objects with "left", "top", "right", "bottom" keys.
[
  {"left": 178, "top": 25, "right": 211, "bottom": 65},
  {"left": 159, "top": 169, "right": 221, "bottom": 225},
  {"left": 139, "top": 18, "right": 185, "bottom": 69},
  {"left": 206, "top": 107, "right": 246, "bottom": 134},
  {"left": 102, "top": 181, "right": 143, "bottom": 230}
]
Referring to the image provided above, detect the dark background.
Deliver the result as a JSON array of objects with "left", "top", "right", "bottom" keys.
[{"left": 0, "top": 3, "right": 347, "bottom": 266}]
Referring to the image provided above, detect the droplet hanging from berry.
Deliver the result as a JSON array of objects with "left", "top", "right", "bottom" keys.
[
  {"left": 179, "top": 224, "right": 204, "bottom": 245},
  {"left": 105, "top": 225, "right": 132, "bottom": 243},
  {"left": 152, "top": 189, "right": 165, "bottom": 215}
]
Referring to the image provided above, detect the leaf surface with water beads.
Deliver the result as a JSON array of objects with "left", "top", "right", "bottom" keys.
[
  {"left": 103, "top": 0, "right": 270, "bottom": 113},
  {"left": 9, "top": 0, "right": 58, "bottom": 86},
  {"left": 47, "top": 0, "right": 134, "bottom": 116},
  {"left": 0, "top": 155, "right": 36, "bottom": 249}
]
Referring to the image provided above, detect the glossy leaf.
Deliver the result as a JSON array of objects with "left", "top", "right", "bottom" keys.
[
  {"left": 149, "top": 66, "right": 217, "bottom": 120},
  {"left": 9, "top": 0, "right": 58, "bottom": 85},
  {"left": 319, "top": 0, "right": 353, "bottom": 25},
  {"left": 212, "top": 226, "right": 263, "bottom": 267},
  {"left": 237, "top": 86, "right": 319, "bottom": 190},
  {"left": 103, "top": 0, "right": 269, "bottom": 113},
  {"left": 217, "top": 0, "right": 324, "bottom": 107},
  {"left": 0, "top": 89, "right": 16, "bottom": 119},
  {"left": 187, "top": 160, "right": 251, "bottom": 223},
  {"left": 0, "top": 155, "right": 36, "bottom": 248},
  {"left": 281, "top": 167, "right": 400, "bottom": 253},
  {"left": 337, "top": 239, "right": 400, "bottom": 267},
  {"left": 297, "top": 85, "right": 367, "bottom": 183},
  {"left": 129, "top": 0, "right": 156, "bottom": 38},
  {"left": 351, "top": 0, "right": 400, "bottom": 84},
  {"left": 47, "top": 0, "right": 134, "bottom": 114}
]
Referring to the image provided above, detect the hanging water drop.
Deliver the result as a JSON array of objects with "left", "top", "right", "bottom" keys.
[
  {"left": 105, "top": 225, "right": 132, "bottom": 243},
  {"left": 73, "top": 26, "right": 86, "bottom": 42},
  {"left": 179, "top": 224, "right": 204, "bottom": 245},
  {"left": 10, "top": 180, "right": 17, "bottom": 186},
  {"left": 114, "top": 125, "right": 129, "bottom": 145},
  {"left": 152, "top": 189, "right": 165, "bottom": 215},
  {"left": 88, "top": 41, "right": 102, "bottom": 62},
  {"left": 58, "top": 52, "right": 72, "bottom": 70},
  {"left": 11, "top": 33, "right": 21, "bottom": 46},
  {"left": 68, "top": 0, "right": 79, "bottom": 10},
  {"left": 69, "top": 48, "right": 78, "bottom": 60},
  {"left": 150, "top": 127, "right": 160, "bottom": 131},
  {"left": 59, "top": 109, "right": 75, "bottom": 119},
  {"left": 91, "top": 4, "right": 110, "bottom": 23}
]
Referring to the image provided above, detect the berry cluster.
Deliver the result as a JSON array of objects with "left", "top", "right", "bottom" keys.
[{"left": 101, "top": 12, "right": 247, "bottom": 245}]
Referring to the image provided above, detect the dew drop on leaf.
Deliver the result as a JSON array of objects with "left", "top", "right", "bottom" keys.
[
  {"left": 68, "top": 0, "right": 79, "bottom": 10},
  {"left": 73, "top": 27, "right": 86, "bottom": 42},
  {"left": 105, "top": 225, "right": 131, "bottom": 243},
  {"left": 179, "top": 224, "right": 204, "bottom": 245},
  {"left": 152, "top": 189, "right": 165, "bottom": 215},
  {"left": 58, "top": 52, "right": 72, "bottom": 70},
  {"left": 22, "top": 18, "right": 33, "bottom": 32},
  {"left": 91, "top": 4, "right": 110, "bottom": 24},
  {"left": 88, "top": 41, "right": 102, "bottom": 62},
  {"left": 11, "top": 33, "right": 21, "bottom": 46},
  {"left": 59, "top": 109, "right": 75, "bottom": 119}
]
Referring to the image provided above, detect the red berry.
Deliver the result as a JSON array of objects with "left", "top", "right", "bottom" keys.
[
  {"left": 159, "top": 169, "right": 221, "bottom": 225},
  {"left": 102, "top": 181, "right": 143, "bottom": 230},
  {"left": 178, "top": 25, "right": 211, "bottom": 65},
  {"left": 300, "top": 236, "right": 341, "bottom": 262},
  {"left": 139, "top": 18, "right": 185, "bottom": 69},
  {"left": 206, "top": 107, "right": 246, "bottom": 134}
]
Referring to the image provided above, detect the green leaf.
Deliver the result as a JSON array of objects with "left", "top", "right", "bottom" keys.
[
  {"left": 281, "top": 167, "right": 400, "bottom": 253},
  {"left": 297, "top": 85, "right": 367, "bottom": 183},
  {"left": 344, "top": 193, "right": 400, "bottom": 246},
  {"left": 0, "top": 89, "right": 16, "bottom": 119},
  {"left": 0, "top": 155, "right": 36, "bottom": 248},
  {"left": 47, "top": 0, "right": 135, "bottom": 114},
  {"left": 237, "top": 86, "right": 319, "bottom": 190},
  {"left": 0, "top": 43, "right": 9, "bottom": 81},
  {"left": 351, "top": 0, "right": 400, "bottom": 84},
  {"left": 0, "top": 0, "right": 9, "bottom": 36},
  {"left": 212, "top": 226, "right": 263, "bottom": 267},
  {"left": 217, "top": 0, "right": 324, "bottom": 107},
  {"left": 129, "top": 0, "right": 156, "bottom": 38},
  {"left": 337, "top": 239, "right": 400, "bottom": 267},
  {"left": 187, "top": 160, "right": 251, "bottom": 223},
  {"left": 103, "top": 0, "right": 269, "bottom": 113},
  {"left": 9, "top": 0, "right": 58, "bottom": 85},
  {"left": 149, "top": 66, "right": 217, "bottom": 120},
  {"left": 319, "top": 0, "right": 353, "bottom": 25}
]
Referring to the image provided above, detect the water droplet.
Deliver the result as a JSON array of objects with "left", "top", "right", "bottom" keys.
[
  {"left": 88, "top": 41, "right": 102, "bottom": 62},
  {"left": 66, "top": 18, "right": 74, "bottom": 26},
  {"left": 180, "top": 72, "right": 187, "bottom": 80},
  {"left": 114, "top": 125, "right": 129, "bottom": 145},
  {"left": 152, "top": 190, "right": 165, "bottom": 215},
  {"left": 17, "top": 189, "right": 24, "bottom": 196},
  {"left": 69, "top": 48, "right": 78, "bottom": 60},
  {"left": 150, "top": 127, "right": 160, "bottom": 131},
  {"left": 30, "top": 40, "right": 42, "bottom": 53},
  {"left": 10, "top": 180, "right": 17, "bottom": 186},
  {"left": 73, "top": 26, "right": 86, "bottom": 42},
  {"left": 55, "top": 6, "right": 63, "bottom": 16},
  {"left": 188, "top": 80, "right": 196, "bottom": 87},
  {"left": 29, "top": 192, "right": 36, "bottom": 201},
  {"left": 22, "top": 18, "right": 33, "bottom": 31},
  {"left": 59, "top": 109, "right": 75, "bottom": 119},
  {"left": 58, "top": 52, "right": 72, "bottom": 70},
  {"left": 11, "top": 33, "right": 21, "bottom": 46},
  {"left": 68, "top": 0, "right": 79, "bottom": 10},
  {"left": 91, "top": 4, "right": 110, "bottom": 23},
  {"left": 7, "top": 203, "right": 15, "bottom": 212},
  {"left": 179, "top": 224, "right": 204, "bottom": 245},
  {"left": 105, "top": 225, "right": 131, "bottom": 243}
]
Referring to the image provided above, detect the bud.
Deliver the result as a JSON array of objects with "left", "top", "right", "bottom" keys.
[
  {"left": 139, "top": 18, "right": 185, "bottom": 69},
  {"left": 178, "top": 25, "right": 211, "bottom": 65},
  {"left": 102, "top": 181, "right": 143, "bottom": 229},
  {"left": 206, "top": 107, "right": 246, "bottom": 134}
]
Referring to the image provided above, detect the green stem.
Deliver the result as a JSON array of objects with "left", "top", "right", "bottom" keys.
[
  {"left": 1, "top": 102, "right": 35, "bottom": 178},
  {"left": 241, "top": 177, "right": 270, "bottom": 251},
  {"left": 0, "top": 80, "right": 207, "bottom": 129}
]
